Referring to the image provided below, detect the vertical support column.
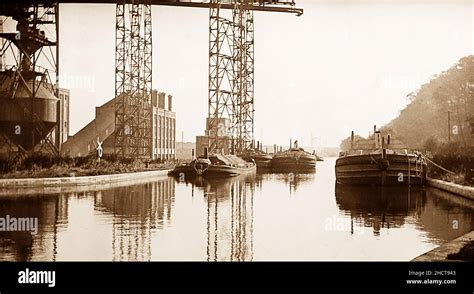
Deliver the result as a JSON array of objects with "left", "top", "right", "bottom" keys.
[
  {"left": 142, "top": 4, "right": 153, "bottom": 158},
  {"left": 232, "top": 2, "right": 244, "bottom": 154},
  {"left": 208, "top": 1, "right": 237, "bottom": 154},
  {"left": 114, "top": 0, "right": 128, "bottom": 157},
  {"left": 115, "top": 1, "right": 152, "bottom": 159},
  {"left": 241, "top": 3, "right": 254, "bottom": 152}
]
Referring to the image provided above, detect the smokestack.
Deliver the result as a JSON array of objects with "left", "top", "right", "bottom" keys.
[
  {"left": 167, "top": 95, "right": 173, "bottom": 111},
  {"left": 158, "top": 92, "right": 165, "bottom": 109},
  {"left": 274, "top": 144, "right": 276, "bottom": 153},
  {"left": 290, "top": 139, "right": 292, "bottom": 149},
  {"left": 351, "top": 131, "right": 354, "bottom": 150},
  {"left": 373, "top": 125, "right": 377, "bottom": 135},
  {"left": 257, "top": 140, "right": 260, "bottom": 151},
  {"left": 388, "top": 135, "right": 391, "bottom": 145},
  {"left": 151, "top": 90, "right": 158, "bottom": 107}
]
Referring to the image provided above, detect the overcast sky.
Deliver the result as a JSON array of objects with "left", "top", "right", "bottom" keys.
[{"left": 54, "top": 0, "right": 472, "bottom": 148}]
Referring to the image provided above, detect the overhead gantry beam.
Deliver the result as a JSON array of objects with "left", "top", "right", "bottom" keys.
[
  {"left": 1, "top": 1, "right": 303, "bottom": 16},
  {"left": 0, "top": 0, "right": 302, "bottom": 159}
]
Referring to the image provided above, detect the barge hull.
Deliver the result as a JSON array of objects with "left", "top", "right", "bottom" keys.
[{"left": 335, "top": 153, "right": 425, "bottom": 186}]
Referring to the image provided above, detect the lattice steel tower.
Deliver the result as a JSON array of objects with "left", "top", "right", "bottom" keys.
[
  {"left": 114, "top": 0, "right": 153, "bottom": 159},
  {"left": 208, "top": 0, "right": 255, "bottom": 155}
]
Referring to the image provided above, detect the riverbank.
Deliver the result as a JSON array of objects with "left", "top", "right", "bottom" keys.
[
  {"left": 426, "top": 177, "right": 474, "bottom": 201},
  {"left": 0, "top": 154, "right": 177, "bottom": 179},
  {"left": 412, "top": 231, "right": 474, "bottom": 261},
  {"left": 0, "top": 168, "right": 172, "bottom": 191}
]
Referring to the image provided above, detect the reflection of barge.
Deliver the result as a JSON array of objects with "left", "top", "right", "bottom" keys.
[
  {"left": 271, "top": 141, "right": 316, "bottom": 172},
  {"left": 336, "top": 129, "right": 426, "bottom": 185},
  {"left": 173, "top": 153, "right": 256, "bottom": 178}
]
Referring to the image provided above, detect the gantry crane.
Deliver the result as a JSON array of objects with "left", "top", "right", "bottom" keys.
[{"left": 0, "top": 1, "right": 302, "bottom": 159}]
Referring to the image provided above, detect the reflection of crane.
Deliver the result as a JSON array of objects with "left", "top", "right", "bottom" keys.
[
  {"left": 1, "top": 1, "right": 303, "bottom": 159},
  {"left": 93, "top": 178, "right": 175, "bottom": 261},
  {"left": 203, "top": 175, "right": 255, "bottom": 261}
]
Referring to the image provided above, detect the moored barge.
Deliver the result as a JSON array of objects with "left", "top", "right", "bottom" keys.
[
  {"left": 271, "top": 141, "right": 317, "bottom": 172},
  {"left": 173, "top": 153, "right": 256, "bottom": 178},
  {"left": 335, "top": 129, "right": 426, "bottom": 185},
  {"left": 239, "top": 149, "right": 272, "bottom": 169}
]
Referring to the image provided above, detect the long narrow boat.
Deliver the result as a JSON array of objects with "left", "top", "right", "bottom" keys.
[
  {"left": 173, "top": 153, "right": 256, "bottom": 178},
  {"left": 335, "top": 129, "right": 427, "bottom": 185}
]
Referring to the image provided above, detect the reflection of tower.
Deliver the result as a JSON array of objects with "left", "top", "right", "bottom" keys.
[
  {"left": 205, "top": 176, "right": 254, "bottom": 261},
  {"left": 230, "top": 177, "right": 254, "bottom": 261},
  {"left": 94, "top": 178, "right": 175, "bottom": 261},
  {"left": 0, "top": 194, "right": 65, "bottom": 261}
]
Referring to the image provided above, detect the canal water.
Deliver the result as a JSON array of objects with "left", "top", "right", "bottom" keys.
[{"left": 1, "top": 158, "right": 473, "bottom": 261}]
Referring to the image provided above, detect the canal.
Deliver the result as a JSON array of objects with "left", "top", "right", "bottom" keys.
[{"left": 1, "top": 158, "right": 473, "bottom": 261}]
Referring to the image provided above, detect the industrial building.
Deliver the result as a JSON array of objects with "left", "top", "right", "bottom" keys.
[
  {"left": 196, "top": 117, "right": 231, "bottom": 157},
  {"left": 61, "top": 90, "right": 176, "bottom": 160},
  {"left": 53, "top": 88, "right": 71, "bottom": 146}
]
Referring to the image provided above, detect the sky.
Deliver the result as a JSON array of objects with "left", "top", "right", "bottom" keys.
[{"left": 46, "top": 0, "right": 473, "bottom": 148}]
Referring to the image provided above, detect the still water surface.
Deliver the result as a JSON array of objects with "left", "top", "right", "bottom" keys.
[{"left": 1, "top": 158, "right": 473, "bottom": 261}]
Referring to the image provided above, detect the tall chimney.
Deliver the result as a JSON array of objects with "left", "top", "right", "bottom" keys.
[
  {"left": 151, "top": 90, "right": 158, "bottom": 107},
  {"left": 167, "top": 95, "right": 173, "bottom": 111},
  {"left": 158, "top": 92, "right": 165, "bottom": 109},
  {"left": 351, "top": 131, "right": 354, "bottom": 150}
]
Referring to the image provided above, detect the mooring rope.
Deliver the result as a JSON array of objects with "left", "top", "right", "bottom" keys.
[{"left": 422, "top": 155, "right": 457, "bottom": 175}]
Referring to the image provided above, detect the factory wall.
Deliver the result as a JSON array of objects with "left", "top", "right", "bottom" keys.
[{"left": 61, "top": 91, "right": 176, "bottom": 160}]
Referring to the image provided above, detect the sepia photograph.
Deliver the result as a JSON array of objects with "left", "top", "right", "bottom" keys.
[{"left": 0, "top": 0, "right": 473, "bottom": 290}]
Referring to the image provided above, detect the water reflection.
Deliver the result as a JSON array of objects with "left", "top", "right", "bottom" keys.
[
  {"left": 256, "top": 170, "right": 316, "bottom": 193},
  {"left": 94, "top": 178, "right": 175, "bottom": 261},
  {"left": 335, "top": 185, "right": 425, "bottom": 236},
  {"left": 1, "top": 159, "right": 474, "bottom": 261},
  {"left": 0, "top": 194, "right": 68, "bottom": 261},
  {"left": 186, "top": 175, "right": 255, "bottom": 261},
  {"left": 335, "top": 184, "right": 474, "bottom": 243}
]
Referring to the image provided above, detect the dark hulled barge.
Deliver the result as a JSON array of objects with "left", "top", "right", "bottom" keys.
[
  {"left": 271, "top": 141, "right": 317, "bottom": 172},
  {"left": 239, "top": 149, "right": 272, "bottom": 169},
  {"left": 335, "top": 128, "right": 426, "bottom": 185},
  {"left": 173, "top": 153, "right": 256, "bottom": 178}
]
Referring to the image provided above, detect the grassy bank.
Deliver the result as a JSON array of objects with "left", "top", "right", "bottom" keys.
[
  {"left": 0, "top": 154, "right": 177, "bottom": 179},
  {"left": 425, "top": 143, "right": 474, "bottom": 186}
]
